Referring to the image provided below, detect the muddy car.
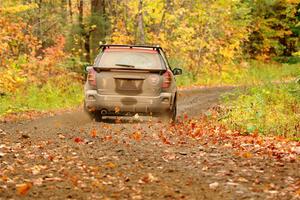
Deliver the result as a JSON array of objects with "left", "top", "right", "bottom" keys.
[{"left": 84, "top": 45, "right": 182, "bottom": 121}]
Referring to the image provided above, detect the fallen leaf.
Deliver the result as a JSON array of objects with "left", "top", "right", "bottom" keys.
[
  {"left": 139, "top": 173, "right": 159, "bottom": 184},
  {"left": 209, "top": 182, "right": 219, "bottom": 189},
  {"left": 163, "top": 153, "right": 176, "bottom": 161},
  {"left": 242, "top": 152, "right": 253, "bottom": 158},
  {"left": 132, "top": 131, "right": 142, "bottom": 141},
  {"left": 103, "top": 135, "right": 112, "bottom": 141},
  {"left": 147, "top": 173, "right": 158, "bottom": 182},
  {"left": 0, "top": 129, "right": 6, "bottom": 135},
  {"left": 70, "top": 176, "right": 78, "bottom": 186},
  {"left": 1, "top": 175, "right": 8, "bottom": 182},
  {"left": 293, "top": 146, "right": 300, "bottom": 154},
  {"left": 58, "top": 134, "right": 65, "bottom": 139},
  {"left": 133, "top": 113, "right": 140, "bottom": 120},
  {"left": 106, "top": 162, "right": 116, "bottom": 169},
  {"left": 115, "top": 106, "right": 120, "bottom": 113},
  {"left": 31, "top": 165, "right": 42, "bottom": 175},
  {"left": 33, "top": 178, "right": 43, "bottom": 186},
  {"left": 16, "top": 183, "right": 32, "bottom": 195},
  {"left": 184, "top": 114, "right": 189, "bottom": 120},
  {"left": 74, "top": 137, "right": 83, "bottom": 143},
  {"left": 90, "top": 129, "right": 97, "bottom": 138},
  {"left": 202, "top": 166, "right": 208, "bottom": 171},
  {"left": 237, "top": 177, "right": 248, "bottom": 183},
  {"left": 224, "top": 143, "right": 232, "bottom": 148}
]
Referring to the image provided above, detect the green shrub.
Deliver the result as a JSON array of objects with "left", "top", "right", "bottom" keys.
[
  {"left": 220, "top": 83, "right": 300, "bottom": 137},
  {"left": 0, "top": 76, "right": 83, "bottom": 115},
  {"left": 177, "top": 60, "right": 299, "bottom": 87}
]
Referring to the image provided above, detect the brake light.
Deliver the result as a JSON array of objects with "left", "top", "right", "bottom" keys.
[
  {"left": 87, "top": 68, "right": 96, "bottom": 86},
  {"left": 162, "top": 70, "right": 172, "bottom": 89}
]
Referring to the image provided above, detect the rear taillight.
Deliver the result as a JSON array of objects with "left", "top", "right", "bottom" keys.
[
  {"left": 87, "top": 68, "right": 96, "bottom": 86},
  {"left": 162, "top": 70, "right": 172, "bottom": 89}
]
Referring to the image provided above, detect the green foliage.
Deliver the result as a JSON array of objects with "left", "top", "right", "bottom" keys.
[
  {"left": 220, "top": 83, "right": 300, "bottom": 137},
  {"left": 245, "top": 0, "right": 300, "bottom": 59},
  {"left": 0, "top": 76, "right": 83, "bottom": 115},
  {"left": 58, "top": 56, "right": 89, "bottom": 75},
  {"left": 176, "top": 61, "right": 300, "bottom": 87}
]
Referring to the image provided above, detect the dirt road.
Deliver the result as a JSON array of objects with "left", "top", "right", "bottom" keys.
[{"left": 0, "top": 87, "right": 299, "bottom": 200}]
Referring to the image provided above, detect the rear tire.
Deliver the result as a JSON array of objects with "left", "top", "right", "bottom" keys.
[
  {"left": 169, "top": 101, "right": 177, "bottom": 122},
  {"left": 84, "top": 101, "right": 102, "bottom": 122},
  {"left": 159, "top": 100, "right": 177, "bottom": 123}
]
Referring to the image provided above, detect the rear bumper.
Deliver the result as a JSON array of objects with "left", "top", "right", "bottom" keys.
[{"left": 84, "top": 90, "right": 173, "bottom": 114}]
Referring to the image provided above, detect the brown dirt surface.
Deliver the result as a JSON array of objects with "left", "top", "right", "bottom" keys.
[{"left": 0, "top": 87, "right": 299, "bottom": 200}]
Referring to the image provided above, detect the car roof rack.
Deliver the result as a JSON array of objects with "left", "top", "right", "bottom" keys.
[{"left": 99, "top": 44, "right": 162, "bottom": 51}]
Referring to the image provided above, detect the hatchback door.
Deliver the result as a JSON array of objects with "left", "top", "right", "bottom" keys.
[
  {"left": 95, "top": 69, "right": 165, "bottom": 96},
  {"left": 94, "top": 48, "right": 167, "bottom": 96}
]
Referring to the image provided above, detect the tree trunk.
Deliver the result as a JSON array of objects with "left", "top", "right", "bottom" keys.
[
  {"left": 68, "top": 0, "right": 73, "bottom": 22},
  {"left": 61, "top": 0, "right": 67, "bottom": 21},
  {"left": 137, "top": 0, "right": 145, "bottom": 44},
  {"left": 78, "top": 0, "right": 83, "bottom": 29},
  {"left": 37, "top": 0, "right": 42, "bottom": 40},
  {"left": 91, "top": 0, "right": 106, "bottom": 58},
  {"left": 91, "top": 0, "right": 105, "bottom": 15},
  {"left": 84, "top": 33, "right": 91, "bottom": 62},
  {"left": 157, "top": 0, "right": 172, "bottom": 36},
  {"left": 78, "top": 0, "right": 86, "bottom": 60},
  {"left": 61, "top": 0, "right": 67, "bottom": 9}
]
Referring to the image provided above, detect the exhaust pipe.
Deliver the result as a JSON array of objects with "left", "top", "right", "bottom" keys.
[{"left": 100, "top": 109, "right": 108, "bottom": 116}]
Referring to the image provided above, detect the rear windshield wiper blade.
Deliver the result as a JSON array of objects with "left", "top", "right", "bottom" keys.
[{"left": 115, "top": 64, "right": 135, "bottom": 68}]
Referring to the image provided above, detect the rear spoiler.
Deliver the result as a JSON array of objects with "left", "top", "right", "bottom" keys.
[
  {"left": 99, "top": 44, "right": 162, "bottom": 52},
  {"left": 93, "top": 67, "right": 166, "bottom": 74}
]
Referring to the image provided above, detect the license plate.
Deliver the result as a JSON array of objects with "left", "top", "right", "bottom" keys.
[{"left": 118, "top": 79, "right": 140, "bottom": 90}]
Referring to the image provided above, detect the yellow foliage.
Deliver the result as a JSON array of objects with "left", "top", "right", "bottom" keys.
[
  {"left": 109, "top": 0, "right": 251, "bottom": 75},
  {"left": 0, "top": 67, "right": 26, "bottom": 94},
  {"left": 0, "top": 3, "right": 38, "bottom": 14}
]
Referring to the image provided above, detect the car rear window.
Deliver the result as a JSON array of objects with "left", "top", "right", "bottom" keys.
[{"left": 95, "top": 50, "right": 166, "bottom": 70}]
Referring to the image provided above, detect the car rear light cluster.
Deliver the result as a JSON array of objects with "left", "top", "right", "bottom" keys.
[
  {"left": 162, "top": 70, "right": 172, "bottom": 89},
  {"left": 87, "top": 68, "right": 97, "bottom": 86}
]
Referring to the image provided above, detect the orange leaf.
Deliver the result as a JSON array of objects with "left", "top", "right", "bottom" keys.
[
  {"left": 90, "top": 129, "right": 97, "bottom": 138},
  {"left": 103, "top": 135, "right": 112, "bottom": 141},
  {"left": 70, "top": 176, "right": 78, "bottom": 186},
  {"left": 114, "top": 106, "right": 120, "bottom": 113},
  {"left": 242, "top": 152, "right": 253, "bottom": 159},
  {"left": 162, "top": 136, "right": 171, "bottom": 145},
  {"left": 16, "top": 183, "right": 32, "bottom": 195},
  {"left": 132, "top": 131, "right": 142, "bottom": 141},
  {"left": 106, "top": 162, "right": 116, "bottom": 169}
]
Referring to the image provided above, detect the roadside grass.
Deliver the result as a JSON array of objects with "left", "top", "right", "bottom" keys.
[
  {"left": 218, "top": 82, "right": 300, "bottom": 138},
  {"left": 0, "top": 76, "right": 83, "bottom": 116},
  {"left": 176, "top": 60, "right": 300, "bottom": 87}
]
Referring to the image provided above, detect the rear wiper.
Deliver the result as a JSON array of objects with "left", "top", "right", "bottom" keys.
[{"left": 115, "top": 64, "right": 135, "bottom": 68}]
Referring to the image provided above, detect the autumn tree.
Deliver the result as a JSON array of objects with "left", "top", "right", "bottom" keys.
[
  {"left": 245, "top": 0, "right": 300, "bottom": 60},
  {"left": 136, "top": 0, "right": 145, "bottom": 44}
]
